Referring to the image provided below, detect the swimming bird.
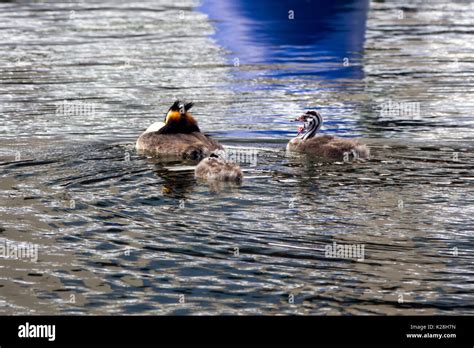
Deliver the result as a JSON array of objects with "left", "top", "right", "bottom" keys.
[
  {"left": 136, "top": 100, "right": 223, "bottom": 160},
  {"left": 194, "top": 153, "right": 243, "bottom": 182},
  {"left": 287, "top": 110, "right": 369, "bottom": 160}
]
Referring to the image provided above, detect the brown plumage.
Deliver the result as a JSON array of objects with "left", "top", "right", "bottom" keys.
[
  {"left": 136, "top": 100, "right": 223, "bottom": 160},
  {"left": 287, "top": 111, "right": 370, "bottom": 160},
  {"left": 195, "top": 154, "right": 243, "bottom": 182},
  {"left": 137, "top": 131, "right": 223, "bottom": 160},
  {"left": 287, "top": 134, "right": 369, "bottom": 159}
]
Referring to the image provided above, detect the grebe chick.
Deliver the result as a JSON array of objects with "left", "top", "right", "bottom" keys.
[
  {"left": 136, "top": 100, "right": 223, "bottom": 160},
  {"left": 195, "top": 153, "right": 243, "bottom": 182},
  {"left": 287, "top": 111, "right": 369, "bottom": 160}
]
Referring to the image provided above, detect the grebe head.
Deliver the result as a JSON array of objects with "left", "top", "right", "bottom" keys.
[
  {"left": 165, "top": 100, "right": 194, "bottom": 123},
  {"left": 158, "top": 100, "right": 200, "bottom": 134},
  {"left": 294, "top": 110, "right": 323, "bottom": 140}
]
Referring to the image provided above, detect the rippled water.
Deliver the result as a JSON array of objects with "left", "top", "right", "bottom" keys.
[{"left": 0, "top": 0, "right": 473, "bottom": 315}]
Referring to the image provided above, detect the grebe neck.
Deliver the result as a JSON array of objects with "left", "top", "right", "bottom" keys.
[{"left": 298, "top": 112, "right": 323, "bottom": 140}]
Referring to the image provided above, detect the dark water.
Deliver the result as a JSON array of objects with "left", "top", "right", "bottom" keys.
[{"left": 0, "top": 0, "right": 473, "bottom": 314}]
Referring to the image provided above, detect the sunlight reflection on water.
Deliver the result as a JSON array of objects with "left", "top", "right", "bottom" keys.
[{"left": 0, "top": 0, "right": 473, "bottom": 315}]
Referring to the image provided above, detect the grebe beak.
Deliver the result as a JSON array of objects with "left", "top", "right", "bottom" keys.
[{"left": 292, "top": 114, "right": 306, "bottom": 122}]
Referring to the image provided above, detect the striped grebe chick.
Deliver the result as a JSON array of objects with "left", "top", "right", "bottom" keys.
[
  {"left": 195, "top": 153, "right": 243, "bottom": 182},
  {"left": 287, "top": 111, "right": 369, "bottom": 160},
  {"left": 136, "top": 100, "right": 223, "bottom": 160}
]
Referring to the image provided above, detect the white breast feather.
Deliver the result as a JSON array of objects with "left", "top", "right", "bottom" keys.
[{"left": 144, "top": 121, "right": 165, "bottom": 134}]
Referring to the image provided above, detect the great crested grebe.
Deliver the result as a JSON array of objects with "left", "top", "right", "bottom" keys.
[
  {"left": 136, "top": 100, "right": 223, "bottom": 160},
  {"left": 287, "top": 110, "right": 369, "bottom": 160},
  {"left": 195, "top": 153, "right": 243, "bottom": 182}
]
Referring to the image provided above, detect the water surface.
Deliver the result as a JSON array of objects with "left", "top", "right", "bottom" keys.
[{"left": 0, "top": 0, "right": 473, "bottom": 315}]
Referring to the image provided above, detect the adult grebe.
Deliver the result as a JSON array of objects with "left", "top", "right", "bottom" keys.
[
  {"left": 136, "top": 100, "right": 222, "bottom": 160},
  {"left": 287, "top": 111, "right": 369, "bottom": 160}
]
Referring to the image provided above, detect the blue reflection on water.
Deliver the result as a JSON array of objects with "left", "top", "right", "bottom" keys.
[{"left": 199, "top": 0, "right": 369, "bottom": 79}]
